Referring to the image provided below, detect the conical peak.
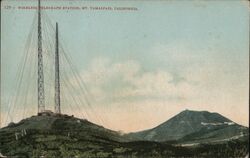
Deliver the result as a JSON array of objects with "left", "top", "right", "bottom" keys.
[
  {"left": 175, "top": 109, "right": 231, "bottom": 123},
  {"left": 180, "top": 109, "right": 211, "bottom": 115}
]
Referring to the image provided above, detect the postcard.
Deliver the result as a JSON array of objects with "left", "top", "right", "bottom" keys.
[{"left": 0, "top": 0, "right": 249, "bottom": 157}]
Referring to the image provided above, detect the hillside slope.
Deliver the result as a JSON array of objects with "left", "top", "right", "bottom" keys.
[
  {"left": 127, "top": 110, "right": 248, "bottom": 143},
  {"left": 0, "top": 112, "right": 248, "bottom": 157}
]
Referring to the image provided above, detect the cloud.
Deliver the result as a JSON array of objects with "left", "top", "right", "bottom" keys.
[{"left": 80, "top": 57, "right": 198, "bottom": 105}]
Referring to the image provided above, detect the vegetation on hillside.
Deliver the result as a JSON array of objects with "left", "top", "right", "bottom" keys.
[{"left": 0, "top": 115, "right": 248, "bottom": 157}]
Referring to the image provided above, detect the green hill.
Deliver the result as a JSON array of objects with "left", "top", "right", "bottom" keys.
[
  {"left": 0, "top": 112, "right": 248, "bottom": 157},
  {"left": 126, "top": 110, "right": 248, "bottom": 143}
]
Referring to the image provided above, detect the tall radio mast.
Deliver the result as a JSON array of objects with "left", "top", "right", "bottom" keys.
[
  {"left": 55, "top": 23, "right": 61, "bottom": 114},
  {"left": 37, "top": 0, "right": 45, "bottom": 113}
]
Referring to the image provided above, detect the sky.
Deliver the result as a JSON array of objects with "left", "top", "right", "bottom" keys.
[{"left": 1, "top": 0, "right": 249, "bottom": 132}]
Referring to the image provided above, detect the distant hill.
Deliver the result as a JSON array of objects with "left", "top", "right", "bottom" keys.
[
  {"left": 126, "top": 110, "right": 249, "bottom": 143},
  {"left": 0, "top": 111, "right": 248, "bottom": 157}
]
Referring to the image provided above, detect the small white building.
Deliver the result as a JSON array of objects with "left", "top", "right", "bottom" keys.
[{"left": 38, "top": 110, "right": 55, "bottom": 116}]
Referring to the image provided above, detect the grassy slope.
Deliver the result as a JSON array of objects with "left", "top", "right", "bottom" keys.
[{"left": 0, "top": 115, "right": 249, "bottom": 157}]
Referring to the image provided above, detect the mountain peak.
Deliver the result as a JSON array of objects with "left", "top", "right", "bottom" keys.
[
  {"left": 181, "top": 109, "right": 213, "bottom": 114},
  {"left": 177, "top": 109, "right": 227, "bottom": 122},
  {"left": 128, "top": 109, "right": 246, "bottom": 142}
]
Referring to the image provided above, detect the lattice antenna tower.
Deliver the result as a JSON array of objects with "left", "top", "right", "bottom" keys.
[
  {"left": 37, "top": 0, "right": 45, "bottom": 113},
  {"left": 55, "top": 23, "right": 61, "bottom": 114}
]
